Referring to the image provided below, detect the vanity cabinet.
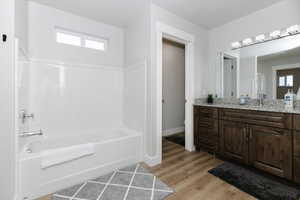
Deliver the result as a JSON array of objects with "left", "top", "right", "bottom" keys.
[
  {"left": 219, "top": 120, "right": 249, "bottom": 164},
  {"left": 194, "top": 106, "right": 294, "bottom": 181},
  {"left": 293, "top": 115, "right": 300, "bottom": 183}
]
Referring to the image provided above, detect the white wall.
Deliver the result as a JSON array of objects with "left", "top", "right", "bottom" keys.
[
  {"left": 0, "top": 0, "right": 16, "bottom": 199},
  {"left": 208, "top": 0, "right": 300, "bottom": 96},
  {"left": 124, "top": 12, "right": 150, "bottom": 66},
  {"left": 28, "top": 1, "right": 124, "bottom": 67},
  {"left": 15, "top": 0, "right": 28, "bottom": 52},
  {"left": 162, "top": 40, "right": 185, "bottom": 134},
  {"left": 148, "top": 4, "right": 209, "bottom": 156}
]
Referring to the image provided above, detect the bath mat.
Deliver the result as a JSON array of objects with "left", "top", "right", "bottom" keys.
[
  {"left": 208, "top": 162, "right": 300, "bottom": 200},
  {"left": 165, "top": 132, "right": 185, "bottom": 147},
  {"left": 52, "top": 163, "right": 174, "bottom": 200}
]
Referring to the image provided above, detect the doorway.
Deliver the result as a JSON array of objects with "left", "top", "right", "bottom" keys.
[
  {"left": 162, "top": 39, "right": 186, "bottom": 147},
  {"left": 223, "top": 55, "right": 238, "bottom": 98},
  {"left": 276, "top": 68, "right": 300, "bottom": 99},
  {"left": 156, "top": 22, "right": 195, "bottom": 165}
]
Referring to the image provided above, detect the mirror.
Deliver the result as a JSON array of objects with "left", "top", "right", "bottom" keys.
[{"left": 221, "top": 34, "right": 300, "bottom": 100}]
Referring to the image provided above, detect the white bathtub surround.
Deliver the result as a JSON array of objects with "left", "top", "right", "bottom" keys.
[
  {"left": 21, "top": 59, "right": 124, "bottom": 139},
  {"left": 123, "top": 61, "right": 147, "bottom": 133},
  {"left": 20, "top": 128, "right": 142, "bottom": 199},
  {"left": 16, "top": 57, "right": 145, "bottom": 199},
  {"left": 41, "top": 143, "right": 95, "bottom": 169}
]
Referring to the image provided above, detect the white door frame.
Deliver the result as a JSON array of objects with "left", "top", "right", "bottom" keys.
[
  {"left": 220, "top": 52, "right": 240, "bottom": 98},
  {"left": 156, "top": 22, "right": 195, "bottom": 163},
  {"left": 0, "top": 0, "right": 17, "bottom": 199}
]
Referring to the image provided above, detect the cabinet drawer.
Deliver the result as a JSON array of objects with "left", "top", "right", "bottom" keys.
[
  {"left": 194, "top": 106, "right": 218, "bottom": 119},
  {"left": 197, "top": 119, "right": 218, "bottom": 131},
  {"left": 199, "top": 142, "right": 217, "bottom": 152},
  {"left": 294, "top": 115, "right": 300, "bottom": 131},
  {"left": 220, "top": 109, "right": 292, "bottom": 129}
]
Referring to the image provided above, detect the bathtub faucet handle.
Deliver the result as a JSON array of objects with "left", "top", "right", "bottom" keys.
[{"left": 19, "top": 130, "right": 43, "bottom": 137}]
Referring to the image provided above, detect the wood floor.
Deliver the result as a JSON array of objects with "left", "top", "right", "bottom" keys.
[
  {"left": 38, "top": 140, "right": 255, "bottom": 200},
  {"left": 143, "top": 139, "right": 256, "bottom": 200}
]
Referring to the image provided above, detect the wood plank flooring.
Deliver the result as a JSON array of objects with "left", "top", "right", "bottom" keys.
[
  {"left": 38, "top": 139, "right": 255, "bottom": 200},
  {"left": 143, "top": 139, "right": 256, "bottom": 200}
]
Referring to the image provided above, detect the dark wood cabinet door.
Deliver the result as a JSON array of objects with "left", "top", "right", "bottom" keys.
[
  {"left": 220, "top": 120, "right": 249, "bottom": 164},
  {"left": 249, "top": 125, "right": 292, "bottom": 180},
  {"left": 193, "top": 108, "right": 200, "bottom": 147}
]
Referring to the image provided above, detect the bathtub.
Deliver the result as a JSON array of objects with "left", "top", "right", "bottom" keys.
[{"left": 19, "top": 128, "right": 142, "bottom": 200}]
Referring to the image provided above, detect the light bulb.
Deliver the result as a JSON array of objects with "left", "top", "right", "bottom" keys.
[
  {"left": 287, "top": 25, "right": 299, "bottom": 34},
  {"left": 255, "top": 34, "right": 265, "bottom": 42},
  {"left": 231, "top": 41, "right": 241, "bottom": 49},
  {"left": 270, "top": 30, "right": 281, "bottom": 38},
  {"left": 242, "top": 38, "right": 252, "bottom": 46}
]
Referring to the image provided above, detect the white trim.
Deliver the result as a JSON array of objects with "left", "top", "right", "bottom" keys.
[
  {"left": 14, "top": 39, "right": 20, "bottom": 200},
  {"left": 162, "top": 127, "right": 185, "bottom": 137},
  {"left": 272, "top": 63, "right": 300, "bottom": 99},
  {"left": 144, "top": 155, "right": 161, "bottom": 167},
  {"left": 25, "top": 58, "right": 124, "bottom": 71},
  {"left": 156, "top": 22, "right": 196, "bottom": 166},
  {"left": 125, "top": 60, "right": 147, "bottom": 70}
]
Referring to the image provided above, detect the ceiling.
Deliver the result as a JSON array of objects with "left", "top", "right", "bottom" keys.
[
  {"left": 29, "top": 0, "right": 149, "bottom": 28},
  {"left": 29, "top": 0, "right": 284, "bottom": 29},
  {"left": 151, "top": 0, "right": 284, "bottom": 29}
]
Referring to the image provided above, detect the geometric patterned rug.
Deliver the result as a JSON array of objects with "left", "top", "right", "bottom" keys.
[{"left": 52, "top": 163, "right": 174, "bottom": 200}]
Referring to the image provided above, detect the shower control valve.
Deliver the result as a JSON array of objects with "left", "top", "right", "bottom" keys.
[{"left": 20, "top": 109, "right": 34, "bottom": 124}]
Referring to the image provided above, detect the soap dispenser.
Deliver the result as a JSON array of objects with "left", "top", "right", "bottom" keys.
[{"left": 284, "top": 89, "right": 294, "bottom": 110}]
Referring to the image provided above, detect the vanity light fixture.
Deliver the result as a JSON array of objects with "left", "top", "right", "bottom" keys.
[
  {"left": 231, "top": 41, "right": 241, "bottom": 49},
  {"left": 231, "top": 24, "right": 300, "bottom": 50},
  {"left": 270, "top": 30, "right": 281, "bottom": 38},
  {"left": 255, "top": 34, "right": 265, "bottom": 42},
  {"left": 287, "top": 25, "right": 299, "bottom": 34},
  {"left": 242, "top": 38, "right": 253, "bottom": 46}
]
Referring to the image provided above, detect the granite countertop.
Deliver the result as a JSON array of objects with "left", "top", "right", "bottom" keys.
[{"left": 194, "top": 99, "right": 300, "bottom": 114}]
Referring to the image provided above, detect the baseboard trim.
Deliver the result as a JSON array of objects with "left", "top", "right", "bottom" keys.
[
  {"left": 144, "top": 155, "right": 161, "bottom": 167},
  {"left": 162, "top": 127, "right": 185, "bottom": 137}
]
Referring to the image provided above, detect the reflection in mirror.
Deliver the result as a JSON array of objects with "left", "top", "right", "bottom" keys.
[
  {"left": 221, "top": 33, "right": 300, "bottom": 100},
  {"left": 257, "top": 47, "right": 300, "bottom": 99},
  {"left": 223, "top": 55, "right": 237, "bottom": 98}
]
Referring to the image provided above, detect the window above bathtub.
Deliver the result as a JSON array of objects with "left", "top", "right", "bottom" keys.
[{"left": 55, "top": 28, "right": 108, "bottom": 52}]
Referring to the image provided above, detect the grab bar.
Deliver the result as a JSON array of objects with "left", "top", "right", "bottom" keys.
[{"left": 19, "top": 130, "right": 43, "bottom": 137}]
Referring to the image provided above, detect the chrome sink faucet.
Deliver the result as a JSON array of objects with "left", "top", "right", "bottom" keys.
[{"left": 258, "top": 93, "right": 265, "bottom": 107}]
